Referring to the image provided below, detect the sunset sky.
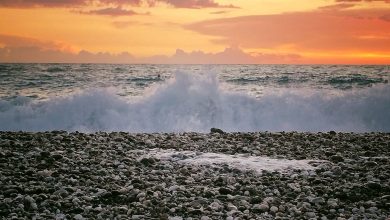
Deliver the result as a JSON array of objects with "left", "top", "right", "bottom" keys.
[{"left": 1, "top": 0, "right": 390, "bottom": 64}]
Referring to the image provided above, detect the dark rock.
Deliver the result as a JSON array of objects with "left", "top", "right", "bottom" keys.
[
  {"left": 250, "top": 196, "right": 263, "bottom": 204},
  {"left": 189, "top": 209, "right": 203, "bottom": 215},
  {"left": 52, "top": 154, "right": 63, "bottom": 160},
  {"left": 325, "top": 151, "right": 335, "bottom": 157},
  {"left": 70, "top": 207, "right": 84, "bottom": 214},
  {"left": 214, "top": 176, "right": 226, "bottom": 186},
  {"left": 40, "top": 151, "right": 51, "bottom": 158},
  {"left": 364, "top": 151, "right": 376, "bottom": 157},
  {"left": 364, "top": 161, "right": 378, "bottom": 167},
  {"left": 381, "top": 195, "right": 390, "bottom": 202},
  {"left": 218, "top": 187, "right": 232, "bottom": 195},
  {"left": 330, "top": 155, "right": 344, "bottom": 163},
  {"left": 203, "top": 190, "right": 215, "bottom": 198},
  {"left": 210, "top": 128, "right": 225, "bottom": 134},
  {"left": 366, "top": 182, "right": 382, "bottom": 190},
  {"left": 252, "top": 203, "right": 269, "bottom": 213},
  {"left": 0, "top": 202, "right": 9, "bottom": 216},
  {"left": 140, "top": 157, "right": 155, "bottom": 166},
  {"left": 3, "top": 189, "right": 18, "bottom": 197}
]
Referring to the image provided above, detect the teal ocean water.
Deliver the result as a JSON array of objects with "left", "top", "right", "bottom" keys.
[{"left": 0, "top": 64, "right": 389, "bottom": 132}]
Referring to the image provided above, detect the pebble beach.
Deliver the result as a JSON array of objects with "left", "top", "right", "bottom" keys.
[{"left": 1, "top": 131, "right": 389, "bottom": 219}]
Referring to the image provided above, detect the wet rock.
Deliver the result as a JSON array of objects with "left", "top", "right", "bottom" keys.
[
  {"left": 227, "top": 203, "right": 238, "bottom": 211},
  {"left": 210, "top": 128, "right": 225, "bottom": 134},
  {"left": 366, "top": 181, "right": 381, "bottom": 190},
  {"left": 327, "top": 199, "right": 338, "bottom": 208},
  {"left": 3, "top": 189, "right": 18, "bottom": 197},
  {"left": 139, "top": 157, "right": 155, "bottom": 166},
  {"left": 252, "top": 203, "right": 269, "bottom": 213},
  {"left": 364, "top": 161, "right": 378, "bottom": 167},
  {"left": 52, "top": 154, "right": 63, "bottom": 160},
  {"left": 305, "top": 212, "right": 316, "bottom": 218},
  {"left": 189, "top": 209, "right": 203, "bottom": 215},
  {"left": 218, "top": 187, "right": 232, "bottom": 195},
  {"left": 330, "top": 155, "right": 344, "bottom": 163},
  {"left": 24, "top": 196, "right": 37, "bottom": 210},
  {"left": 40, "top": 151, "right": 51, "bottom": 158}
]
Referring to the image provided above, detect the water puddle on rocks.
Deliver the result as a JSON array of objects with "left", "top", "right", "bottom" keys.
[{"left": 146, "top": 149, "right": 326, "bottom": 174}]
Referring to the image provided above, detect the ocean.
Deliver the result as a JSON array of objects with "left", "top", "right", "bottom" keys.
[{"left": 0, "top": 64, "right": 389, "bottom": 132}]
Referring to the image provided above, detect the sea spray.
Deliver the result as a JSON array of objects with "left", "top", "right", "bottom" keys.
[{"left": 0, "top": 72, "right": 389, "bottom": 132}]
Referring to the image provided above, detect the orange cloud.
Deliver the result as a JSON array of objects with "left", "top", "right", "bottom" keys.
[
  {"left": 336, "top": 0, "right": 390, "bottom": 3},
  {"left": 0, "top": 34, "right": 301, "bottom": 63},
  {"left": 0, "top": 47, "right": 136, "bottom": 63},
  {"left": 0, "top": 34, "right": 79, "bottom": 53},
  {"left": 319, "top": 3, "right": 356, "bottom": 10},
  {"left": 147, "top": 47, "right": 301, "bottom": 64},
  {"left": 0, "top": 0, "right": 88, "bottom": 8},
  {"left": 210, "top": 10, "right": 229, "bottom": 14},
  {"left": 111, "top": 21, "right": 141, "bottom": 28},
  {"left": 0, "top": 34, "right": 133, "bottom": 62},
  {"left": 149, "top": 0, "right": 238, "bottom": 9},
  {"left": 78, "top": 6, "right": 147, "bottom": 16},
  {"left": 381, "top": 13, "right": 390, "bottom": 21},
  {"left": 186, "top": 7, "right": 390, "bottom": 60}
]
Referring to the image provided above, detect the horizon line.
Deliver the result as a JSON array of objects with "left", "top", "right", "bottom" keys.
[{"left": 1, "top": 62, "right": 389, "bottom": 66}]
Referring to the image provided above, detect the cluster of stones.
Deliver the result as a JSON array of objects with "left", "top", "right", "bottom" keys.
[{"left": 1, "top": 131, "right": 389, "bottom": 219}]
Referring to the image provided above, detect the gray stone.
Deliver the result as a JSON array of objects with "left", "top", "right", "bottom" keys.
[
  {"left": 74, "top": 214, "right": 84, "bottom": 220},
  {"left": 270, "top": 206, "right": 278, "bottom": 213},
  {"left": 253, "top": 203, "right": 269, "bottom": 213}
]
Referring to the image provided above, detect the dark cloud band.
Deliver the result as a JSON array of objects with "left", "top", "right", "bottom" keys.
[{"left": 0, "top": 0, "right": 238, "bottom": 9}]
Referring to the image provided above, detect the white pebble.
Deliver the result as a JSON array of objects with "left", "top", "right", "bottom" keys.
[
  {"left": 270, "top": 206, "right": 278, "bottom": 213},
  {"left": 306, "top": 212, "right": 316, "bottom": 218},
  {"left": 209, "top": 201, "right": 222, "bottom": 211},
  {"left": 74, "top": 214, "right": 84, "bottom": 220}
]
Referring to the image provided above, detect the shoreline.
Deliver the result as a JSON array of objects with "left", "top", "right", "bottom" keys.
[{"left": 1, "top": 131, "right": 389, "bottom": 219}]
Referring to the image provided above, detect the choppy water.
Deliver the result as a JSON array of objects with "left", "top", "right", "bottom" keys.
[{"left": 0, "top": 64, "right": 389, "bottom": 132}]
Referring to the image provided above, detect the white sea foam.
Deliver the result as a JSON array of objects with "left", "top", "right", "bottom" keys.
[
  {"left": 0, "top": 72, "right": 389, "bottom": 132},
  {"left": 147, "top": 149, "right": 322, "bottom": 173}
]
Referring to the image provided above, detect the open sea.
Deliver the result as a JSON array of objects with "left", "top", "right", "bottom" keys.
[{"left": 0, "top": 64, "right": 389, "bottom": 132}]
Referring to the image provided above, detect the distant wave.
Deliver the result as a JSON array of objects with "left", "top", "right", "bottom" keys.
[
  {"left": 226, "top": 76, "right": 297, "bottom": 84},
  {"left": 0, "top": 72, "right": 389, "bottom": 132},
  {"left": 227, "top": 74, "right": 386, "bottom": 87},
  {"left": 327, "top": 75, "right": 386, "bottom": 87},
  {"left": 46, "top": 66, "right": 66, "bottom": 73}
]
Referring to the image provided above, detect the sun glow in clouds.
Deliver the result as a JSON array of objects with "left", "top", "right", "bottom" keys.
[{"left": 0, "top": 0, "right": 390, "bottom": 64}]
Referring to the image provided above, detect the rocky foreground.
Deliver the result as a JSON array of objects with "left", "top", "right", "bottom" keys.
[{"left": 1, "top": 131, "right": 389, "bottom": 219}]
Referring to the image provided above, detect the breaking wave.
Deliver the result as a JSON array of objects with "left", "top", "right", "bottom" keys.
[{"left": 0, "top": 72, "right": 389, "bottom": 132}]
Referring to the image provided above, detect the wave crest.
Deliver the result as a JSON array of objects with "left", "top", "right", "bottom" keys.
[{"left": 1, "top": 72, "right": 389, "bottom": 132}]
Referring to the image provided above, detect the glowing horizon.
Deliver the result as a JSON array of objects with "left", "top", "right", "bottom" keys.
[{"left": 1, "top": 0, "right": 390, "bottom": 64}]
